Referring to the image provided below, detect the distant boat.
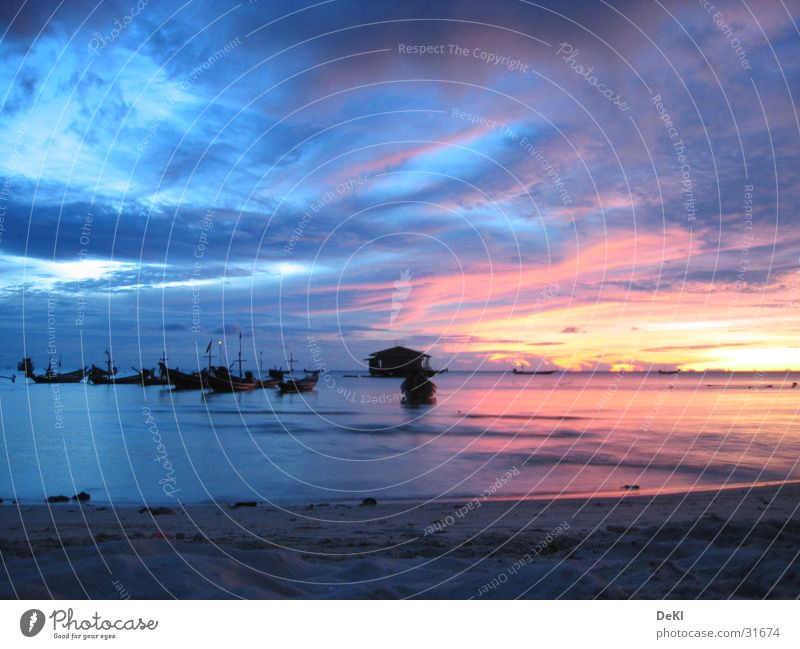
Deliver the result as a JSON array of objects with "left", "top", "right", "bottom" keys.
[
  {"left": 91, "top": 367, "right": 163, "bottom": 385},
  {"left": 163, "top": 340, "right": 220, "bottom": 390},
  {"left": 207, "top": 332, "right": 259, "bottom": 392},
  {"left": 87, "top": 350, "right": 119, "bottom": 384},
  {"left": 401, "top": 370, "right": 437, "bottom": 404},
  {"left": 278, "top": 371, "right": 319, "bottom": 393},
  {"left": 88, "top": 351, "right": 163, "bottom": 385},
  {"left": 278, "top": 354, "right": 319, "bottom": 393},
  {"left": 511, "top": 367, "right": 556, "bottom": 375},
  {"left": 252, "top": 351, "right": 284, "bottom": 388},
  {"left": 254, "top": 367, "right": 284, "bottom": 389},
  {"left": 206, "top": 366, "right": 257, "bottom": 392},
  {"left": 159, "top": 363, "right": 207, "bottom": 390},
  {"left": 18, "top": 358, "right": 88, "bottom": 383},
  {"left": 658, "top": 369, "right": 681, "bottom": 374}
]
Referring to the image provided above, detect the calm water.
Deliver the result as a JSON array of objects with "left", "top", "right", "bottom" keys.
[{"left": 1, "top": 371, "right": 799, "bottom": 505}]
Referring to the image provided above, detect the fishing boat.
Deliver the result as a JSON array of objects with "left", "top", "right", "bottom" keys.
[
  {"left": 511, "top": 367, "right": 556, "bottom": 375},
  {"left": 254, "top": 367, "right": 284, "bottom": 389},
  {"left": 18, "top": 358, "right": 88, "bottom": 383},
  {"left": 207, "top": 332, "right": 257, "bottom": 392},
  {"left": 277, "top": 354, "right": 319, "bottom": 394},
  {"left": 162, "top": 340, "right": 222, "bottom": 390},
  {"left": 252, "top": 352, "right": 284, "bottom": 388},
  {"left": 401, "top": 370, "right": 437, "bottom": 404},
  {"left": 90, "top": 367, "right": 161, "bottom": 385},
  {"left": 278, "top": 370, "right": 319, "bottom": 393},
  {"left": 87, "top": 351, "right": 117, "bottom": 384},
  {"left": 88, "top": 351, "right": 162, "bottom": 385},
  {"left": 207, "top": 366, "right": 257, "bottom": 392},
  {"left": 160, "top": 363, "right": 208, "bottom": 390},
  {"left": 142, "top": 351, "right": 172, "bottom": 386}
]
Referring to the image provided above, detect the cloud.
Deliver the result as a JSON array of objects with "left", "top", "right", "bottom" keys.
[{"left": 0, "top": 0, "right": 797, "bottom": 370}]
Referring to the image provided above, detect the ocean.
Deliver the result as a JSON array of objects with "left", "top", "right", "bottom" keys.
[{"left": 1, "top": 370, "right": 798, "bottom": 505}]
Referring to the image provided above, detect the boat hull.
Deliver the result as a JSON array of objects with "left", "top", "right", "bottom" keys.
[
  {"left": 207, "top": 369, "right": 257, "bottom": 392},
  {"left": 29, "top": 372, "right": 87, "bottom": 384},
  {"left": 160, "top": 364, "right": 207, "bottom": 390},
  {"left": 278, "top": 376, "right": 318, "bottom": 393},
  {"left": 89, "top": 373, "right": 163, "bottom": 385}
]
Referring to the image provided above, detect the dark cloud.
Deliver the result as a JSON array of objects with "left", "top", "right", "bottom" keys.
[{"left": 0, "top": 0, "right": 797, "bottom": 369}]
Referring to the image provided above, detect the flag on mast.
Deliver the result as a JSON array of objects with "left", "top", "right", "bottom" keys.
[{"left": 205, "top": 339, "right": 212, "bottom": 353}]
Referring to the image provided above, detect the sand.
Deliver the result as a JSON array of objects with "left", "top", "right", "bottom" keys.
[{"left": 1, "top": 482, "right": 799, "bottom": 599}]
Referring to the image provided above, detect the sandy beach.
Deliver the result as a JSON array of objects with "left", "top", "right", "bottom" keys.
[{"left": 1, "top": 482, "right": 798, "bottom": 599}]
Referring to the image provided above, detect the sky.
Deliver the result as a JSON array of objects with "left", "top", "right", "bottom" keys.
[{"left": 0, "top": 0, "right": 799, "bottom": 373}]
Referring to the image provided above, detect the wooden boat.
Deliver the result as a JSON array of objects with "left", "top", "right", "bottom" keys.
[
  {"left": 89, "top": 366, "right": 161, "bottom": 385},
  {"left": 160, "top": 340, "right": 222, "bottom": 390},
  {"left": 87, "top": 350, "right": 117, "bottom": 384},
  {"left": 511, "top": 367, "right": 556, "bottom": 375},
  {"left": 254, "top": 367, "right": 284, "bottom": 389},
  {"left": 278, "top": 370, "right": 319, "bottom": 393},
  {"left": 207, "top": 366, "right": 257, "bottom": 392},
  {"left": 18, "top": 358, "right": 88, "bottom": 383},
  {"left": 250, "top": 352, "right": 283, "bottom": 388},
  {"left": 88, "top": 351, "right": 161, "bottom": 385},
  {"left": 401, "top": 370, "right": 437, "bottom": 404},
  {"left": 206, "top": 332, "right": 259, "bottom": 392},
  {"left": 159, "top": 363, "right": 208, "bottom": 390},
  {"left": 277, "top": 354, "right": 319, "bottom": 393}
]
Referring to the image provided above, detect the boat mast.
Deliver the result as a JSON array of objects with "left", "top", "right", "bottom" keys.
[
  {"left": 206, "top": 339, "right": 214, "bottom": 371},
  {"left": 105, "top": 350, "right": 113, "bottom": 376},
  {"left": 159, "top": 350, "right": 168, "bottom": 380},
  {"left": 237, "top": 331, "right": 246, "bottom": 377}
]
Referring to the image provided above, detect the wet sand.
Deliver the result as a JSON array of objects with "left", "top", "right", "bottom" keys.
[{"left": 1, "top": 482, "right": 799, "bottom": 598}]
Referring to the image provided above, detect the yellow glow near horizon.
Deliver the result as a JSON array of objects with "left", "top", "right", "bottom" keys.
[{"left": 681, "top": 347, "right": 800, "bottom": 372}]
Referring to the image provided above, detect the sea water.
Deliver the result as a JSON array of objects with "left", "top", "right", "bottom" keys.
[{"left": 1, "top": 371, "right": 798, "bottom": 505}]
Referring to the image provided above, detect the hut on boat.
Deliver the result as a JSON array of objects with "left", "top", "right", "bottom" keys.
[{"left": 365, "top": 346, "right": 435, "bottom": 377}]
